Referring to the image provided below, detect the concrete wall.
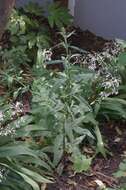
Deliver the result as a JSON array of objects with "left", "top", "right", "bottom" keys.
[
  {"left": 16, "top": 0, "right": 53, "bottom": 7},
  {"left": 68, "top": 0, "right": 75, "bottom": 16},
  {"left": 74, "top": 0, "right": 126, "bottom": 39}
]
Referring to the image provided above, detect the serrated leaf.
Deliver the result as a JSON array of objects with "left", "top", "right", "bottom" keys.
[
  {"left": 53, "top": 134, "right": 64, "bottom": 166},
  {"left": 73, "top": 154, "right": 91, "bottom": 173}
]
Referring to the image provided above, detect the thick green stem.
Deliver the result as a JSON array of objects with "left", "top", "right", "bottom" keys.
[{"left": 95, "top": 125, "right": 106, "bottom": 157}]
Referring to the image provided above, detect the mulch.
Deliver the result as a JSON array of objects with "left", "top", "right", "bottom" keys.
[{"left": 70, "top": 28, "right": 110, "bottom": 52}]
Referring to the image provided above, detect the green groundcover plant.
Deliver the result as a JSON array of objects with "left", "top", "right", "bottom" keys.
[{"left": 0, "top": 1, "right": 72, "bottom": 94}]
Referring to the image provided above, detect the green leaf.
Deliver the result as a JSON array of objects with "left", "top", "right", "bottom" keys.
[
  {"left": 24, "top": 2, "right": 44, "bottom": 16},
  {"left": 119, "top": 162, "right": 126, "bottom": 171},
  {"left": 53, "top": 134, "right": 64, "bottom": 166},
  {"left": 95, "top": 125, "right": 106, "bottom": 157},
  {"left": 0, "top": 145, "right": 38, "bottom": 158},
  {"left": 73, "top": 127, "right": 94, "bottom": 139},
  {"left": 73, "top": 154, "right": 92, "bottom": 173},
  {"left": 48, "top": 2, "right": 73, "bottom": 28},
  {"left": 114, "top": 170, "right": 126, "bottom": 178},
  {"left": 118, "top": 52, "right": 126, "bottom": 65},
  {"left": 16, "top": 171, "right": 40, "bottom": 190},
  {"left": 20, "top": 167, "right": 53, "bottom": 183}
]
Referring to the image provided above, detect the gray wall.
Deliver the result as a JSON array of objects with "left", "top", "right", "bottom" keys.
[
  {"left": 16, "top": 0, "right": 52, "bottom": 7},
  {"left": 74, "top": 0, "right": 126, "bottom": 39}
]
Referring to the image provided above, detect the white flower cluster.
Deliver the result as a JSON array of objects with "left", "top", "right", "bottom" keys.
[
  {"left": 100, "top": 75, "right": 121, "bottom": 98},
  {"left": 10, "top": 101, "right": 24, "bottom": 117},
  {"left": 72, "top": 41, "right": 122, "bottom": 69},
  {"left": 42, "top": 49, "right": 52, "bottom": 62},
  {"left": 0, "top": 125, "right": 15, "bottom": 137},
  {"left": 46, "top": 50, "right": 52, "bottom": 61},
  {"left": 0, "top": 166, "right": 8, "bottom": 183},
  {"left": 0, "top": 111, "right": 4, "bottom": 122},
  {"left": 15, "top": 116, "right": 25, "bottom": 129},
  {"left": 102, "top": 41, "right": 122, "bottom": 57},
  {"left": 71, "top": 41, "right": 122, "bottom": 99},
  {"left": 0, "top": 101, "right": 24, "bottom": 137}
]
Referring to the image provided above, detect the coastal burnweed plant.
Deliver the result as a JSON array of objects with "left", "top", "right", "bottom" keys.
[
  {"left": 32, "top": 64, "right": 95, "bottom": 172},
  {"left": 30, "top": 29, "right": 126, "bottom": 174},
  {"left": 30, "top": 30, "right": 108, "bottom": 171}
]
